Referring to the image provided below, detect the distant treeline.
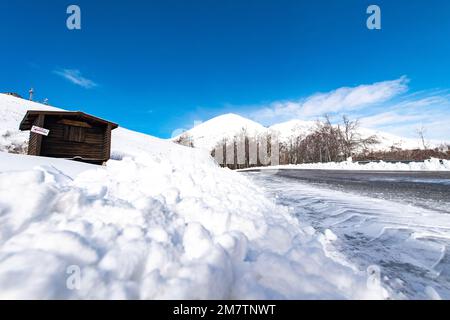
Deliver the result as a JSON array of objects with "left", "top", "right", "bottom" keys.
[{"left": 353, "top": 149, "right": 450, "bottom": 162}]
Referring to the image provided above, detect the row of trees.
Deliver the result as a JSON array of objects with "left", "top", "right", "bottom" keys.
[
  {"left": 208, "top": 115, "right": 380, "bottom": 169},
  {"left": 211, "top": 134, "right": 278, "bottom": 170}
]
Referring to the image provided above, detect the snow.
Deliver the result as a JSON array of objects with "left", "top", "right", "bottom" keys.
[
  {"left": 0, "top": 152, "right": 95, "bottom": 177},
  {"left": 269, "top": 119, "right": 317, "bottom": 142},
  {"left": 240, "top": 158, "right": 450, "bottom": 172},
  {"left": 0, "top": 151, "right": 387, "bottom": 299},
  {"left": 0, "top": 93, "right": 388, "bottom": 299},
  {"left": 173, "top": 113, "right": 267, "bottom": 151}
]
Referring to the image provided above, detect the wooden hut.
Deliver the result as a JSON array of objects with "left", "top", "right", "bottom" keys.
[{"left": 19, "top": 111, "right": 119, "bottom": 164}]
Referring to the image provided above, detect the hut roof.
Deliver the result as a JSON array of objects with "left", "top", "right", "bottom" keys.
[{"left": 19, "top": 110, "right": 119, "bottom": 131}]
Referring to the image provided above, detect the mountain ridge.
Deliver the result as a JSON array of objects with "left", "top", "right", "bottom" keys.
[{"left": 173, "top": 112, "right": 449, "bottom": 152}]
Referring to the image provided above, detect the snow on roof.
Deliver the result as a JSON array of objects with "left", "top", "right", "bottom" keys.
[{"left": 19, "top": 110, "right": 119, "bottom": 131}]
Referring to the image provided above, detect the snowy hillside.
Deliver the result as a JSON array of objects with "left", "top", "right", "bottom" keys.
[
  {"left": 0, "top": 94, "right": 387, "bottom": 299},
  {"left": 0, "top": 94, "right": 61, "bottom": 153},
  {"left": 357, "top": 127, "right": 429, "bottom": 152},
  {"left": 174, "top": 113, "right": 267, "bottom": 151},
  {"left": 0, "top": 93, "right": 184, "bottom": 160},
  {"left": 174, "top": 113, "right": 447, "bottom": 152},
  {"left": 269, "top": 119, "right": 317, "bottom": 142}
]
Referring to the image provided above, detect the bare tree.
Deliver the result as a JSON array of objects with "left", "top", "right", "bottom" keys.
[
  {"left": 416, "top": 125, "right": 428, "bottom": 149},
  {"left": 277, "top": 115, "right": 379, "bottom": 165},
  {"left": 340, "top": 115, "right": 360, "bottom": 158},
  {"left": 212, "top": 114, "right": 382, "bottom": 169}
]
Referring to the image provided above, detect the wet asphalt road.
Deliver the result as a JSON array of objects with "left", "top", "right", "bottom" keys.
[{"left": 244, "top": 169, "right": 450, "bottom": 213}]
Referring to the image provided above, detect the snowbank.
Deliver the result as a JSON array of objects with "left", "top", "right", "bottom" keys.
[
  {"left": 0, "top": 150, "right": 387, "bottom": 299},
  {"left": 0, "top": 93, "right": 387, "bottom": 299},
  {"left": 240, "top": 158, "right": 450, "bottom": 172}
]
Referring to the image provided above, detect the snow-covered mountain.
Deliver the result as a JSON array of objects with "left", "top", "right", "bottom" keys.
[
  {"left": 356, "top": 127, "right": 428, "bottom": 151},
  {"left": 0, "top": 93, "right": 386, "bottom": 299},
  {"left": 174, "top": 113, "right": 447, "bottom": 152},
  {"left": 175, "top": 113, "right": 267, "bottom": 151}
]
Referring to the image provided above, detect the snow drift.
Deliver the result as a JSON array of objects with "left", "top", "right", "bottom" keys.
[{"left": 0, "top": 94, "right": 386, "bottom": 299}]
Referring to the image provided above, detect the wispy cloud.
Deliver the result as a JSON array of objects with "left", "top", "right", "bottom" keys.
[
  {"left": 251, "top": 77, "right": 409, "bottom": 124},
  {"left": 240, "top": 76, "right": 450, "bottom": 140},
  {"left": 358, "top": 111, "right": 421, "bottom": 128},
  {"left": 54, "top": 69, "right": 98, "bottom": 89},
  {"left": 358, "top": 91, "right": 450, "bottom": 139}
]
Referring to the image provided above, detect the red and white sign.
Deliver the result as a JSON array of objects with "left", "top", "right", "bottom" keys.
[{"left": 31, "top": 125, "right": 50, "bottom": 136}]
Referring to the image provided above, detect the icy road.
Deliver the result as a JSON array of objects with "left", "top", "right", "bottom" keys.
[{"left": 243, "top": 170, "right": 450, "bottom": 299}]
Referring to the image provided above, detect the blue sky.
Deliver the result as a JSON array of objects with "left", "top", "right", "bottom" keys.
[{"left": 1, "top": 0, "right": 449, "bottom": 139}]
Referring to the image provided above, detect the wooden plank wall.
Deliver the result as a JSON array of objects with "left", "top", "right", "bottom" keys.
[
  {"left": 40, "top": 117, "right": 107, "bottom": 160},
  {"left": 103, "top": 124, "right": 112, "bottom": 161}
]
